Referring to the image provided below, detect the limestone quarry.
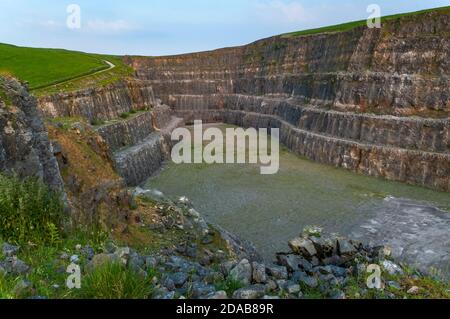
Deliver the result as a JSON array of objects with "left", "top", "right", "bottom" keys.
[{"left": 0, "top": 8, "right": 449, "bottom": 300}]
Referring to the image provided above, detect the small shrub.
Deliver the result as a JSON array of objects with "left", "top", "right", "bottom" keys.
[
  {"left": 76, "top": 262, "right": 152, "bottom": 299},
  {"left": 119, "top": 112, "right": 130, "bottom": 119},
  {"left": 0, "top": 174, "right": 64, "bottom": 245},
  {"left": 90, "top": 119, "right": 105, "bottom": 126},
  {"left": 214, "top": 277, "right": 244, "bottom": 297}
]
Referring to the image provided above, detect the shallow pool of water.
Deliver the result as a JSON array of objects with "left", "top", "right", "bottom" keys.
[{"left": 146, "top": 124, "right": 450, "bottom": 275}]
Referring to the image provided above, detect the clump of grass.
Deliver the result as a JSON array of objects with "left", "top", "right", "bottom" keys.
[
  {"left": 214, "top": 277, "right": 244, "bottom": 297},
  {"left": 0, "top": 174, "right": 65, "bottom": 245},
  {"left": 0, "top": 78, "right": 12, "bottom": 107},
  {"left": 90, "top": 119, "right": 105, "bottom": 126},
  {"left": 75, "top": 262, "right": 153, "bottom": 299},
  {"left": 119, "top": 112, "right": 130, "bottom": 119}
]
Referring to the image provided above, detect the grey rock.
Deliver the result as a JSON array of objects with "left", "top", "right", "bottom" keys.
[
  {"left": 382, "top": 260, "right": 404, "bottom": 276},
  {"left": 206, "top": 291, "right": 228, "bottom": 299},
  {"left": 115, "top": 247, "right": 131, "bottom": 264},
  {"left": 252, "top": 262, "right": 267, "bottom": 283},
  {"left": 309, "top": 236, "right": 336, "bottom": 258},
  {"left": 330, "top": 290, "right": 346, "bottom": 299},
  {"left": 190, "top": 282, "right": 216, "bottom": 299},
  {"left": 145, "top": 256, "right": 158, "bottom": 269},
  {"left": 232, "top": 284, "right": 266, "bottom": 299},
  {"left": 170, "top": 272, "right": 189, "bottom": 287},
  {"left": 1, "top": 257, "right": 31, "bottom": 275},
  {"left": 70, "top": 255, "right": 80, "bottom": 264},
  {"left": 337, "top": 239, "right": 357, "bottom": 256},
  {"left": 129, "top": 256, "right": 145, "bottom": 272},
  {"left": 81, "top": 246, "right": 95, "bottom": 260},
  {"left": 220, "top": 261, "right": 237, "bottom": 276},
  {"left": 263, "top": 295, "right": 280, "bottom": 299},
  {"left": 266, "top": 264, "right": 288, "bottom": 280},
  {"left": 162, "top": 277, "right": 176, "bottom": 291},
  {"left": 2, "top": 243, "right": 20, "bottom": 257},
  {"left": 265, "top": 279, "right": 278, "bottom": 292},
  {"left": 288, "top": 237, "right": 317, "bottom": 257},
  {"left": 285, "top": 283, "right": 301, "bottom": 294},
  {"left": 89, "top": 253, "right": 120, "bottom": 269},
  {"left": 296, "top": 272, "right": 318, "bottom": 288},
  {"left": 229, "top": 259, "right": 252, "bottom": 285},
  {"left": 277, "top": 253, "right": 312, "bottom": 273},
  {"left": 59, "top": 252, "right": 69, "bottom": 261}
]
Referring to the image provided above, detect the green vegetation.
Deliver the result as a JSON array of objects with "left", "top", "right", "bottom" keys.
[
  {"left": 33, "top": 55, "right": 134, "bottom": 97},
  {"left": 214, "top": 277, "right": 244, "bottom": 297},
  {"left": 0, "top": 174, "right": 64, "bottom": 245},
  {"left": 73, "top": 262, "right": 153, "bottom": 299},
  {"left": 0, "top": 78, "right": 12, "bottom": 107},
  {"left": 119, "top": 112, "right": 131, "bottom": 119},
  {"left": 284, "top": 6, "right": 450, "bottom": 38},
  {"left": 0, "top": 43, "right": 108, "bottom": 89},
  {"left": 0, "top": 43, "right": 134, "bottom": 96}
]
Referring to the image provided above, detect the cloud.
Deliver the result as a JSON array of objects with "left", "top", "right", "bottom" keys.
[
  {"left": 254, "top": 0, "right": 312, "bottom": 24},
  {"left": 39, "top": 20, "right": 61, "bottom": 28},
  {"left": 86, "top": 19, "right": 134, "bottom": 33}
]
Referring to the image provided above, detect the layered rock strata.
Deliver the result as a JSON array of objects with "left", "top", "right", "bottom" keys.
[
  {"left": 95, "top": 105, "right": 184, "bottom": 186},
  {"left": 0, "top": 77, "right": 64, "bottom": 192},
  {"left": 38, "top": 78, "right": 157, "bottom": 122},
  {"left": 126, "top": 9, "right": 450, "bottom": 191}
]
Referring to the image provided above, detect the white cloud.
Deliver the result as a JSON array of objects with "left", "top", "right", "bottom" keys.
[
  {"left": 86, "top": 19, "right": 134, "bottom": 33},
  {"left": 39, "top": 20, "right": 60, "bottom": 28},
  {"left": 254, "top": 0, "right": 312, "bottom": 25}
]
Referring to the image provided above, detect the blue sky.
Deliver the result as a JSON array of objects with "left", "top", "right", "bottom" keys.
[{"left": 0, "top": 0, "right": 448, "bottom": 56}]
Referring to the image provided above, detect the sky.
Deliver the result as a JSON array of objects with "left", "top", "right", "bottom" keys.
[{"left": 0, "top": 0, "right": 449, "bottom": 56}]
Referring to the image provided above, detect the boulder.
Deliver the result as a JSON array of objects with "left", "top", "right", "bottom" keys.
[
  {"left": 170, "top": 272, "right": 189, "bottom": 287},
  {"left": 266, "top": 264, "right": 288, "bottom": 280},
  {"left": 288, "top": 237, "right": 317, "bottom": 258},
  {"left": 277, "top": 253, "right": 312, "bottom": 273},
  {"left": 293, "top": 271, "right": 318, "bottom": 288},
  {"left": 1, "top": 257, "right": 31, "bottom": 275},
  {"left": 229, "top": 259, "right": 252, "bottom": 285},
  {"left": 309, "top": 236, "right": 336, "bottom": 258},
  {"left": 252, "top": 262, "right": 267, "bottom": 283},
  {"left": 382, "top": 260, "right": 404, "bottom": 276},
  {"left": 232, "top": 284, "right": 266, "bottom": 299},
  {"left": 2, "top": 243, "right": 20, "bottom": 257},
  {"left": 337, "top": 238, "right": 357, "bottom": 256},
  {"left": 206, "top": 291, "right": 228, "bottom": 299}
]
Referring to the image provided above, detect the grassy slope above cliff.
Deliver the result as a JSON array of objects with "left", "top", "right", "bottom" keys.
[
  {"left": 283, "top": 5, "right": 450, "bottom": 37},
  {"left": 0, "top": 43, "right": 133, "bottom": 96}
]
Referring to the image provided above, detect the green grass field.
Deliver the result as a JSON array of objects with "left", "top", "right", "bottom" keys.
[
  {"left": 0, "top": 43, "right": 134, "bottom": 96},
  {"left": 0, "top": 43, "right": 111, "bottom": 90},
  {"left": 283, "top": 6, "right": 450, "bottom": 37}
]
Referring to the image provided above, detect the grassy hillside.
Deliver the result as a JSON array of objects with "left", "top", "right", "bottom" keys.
[
  {"left": 0, "top": 43, "right": 110, "bottom": 89},
  {"left": 284, "top": 6, "right": 450, "bottom": 37},
  {"left": 0, "top": 44, "right": 134, "bottom": 95}
]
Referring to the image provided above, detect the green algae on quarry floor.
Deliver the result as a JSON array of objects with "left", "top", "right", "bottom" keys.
[{"left": 146, "top": 124, "right": 450, "bottom": 276}]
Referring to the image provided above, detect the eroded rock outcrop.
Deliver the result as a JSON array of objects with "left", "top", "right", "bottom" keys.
[
  {"left": 38, "top": 78, "right": 157, "bottom": 122},
  {"left": 0, "top": 76, "right": 64, "bottom": 192}
]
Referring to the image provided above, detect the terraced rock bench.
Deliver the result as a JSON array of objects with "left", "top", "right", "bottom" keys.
[{"left": 96, "top": 106, "right": 184, "bottom": 186}]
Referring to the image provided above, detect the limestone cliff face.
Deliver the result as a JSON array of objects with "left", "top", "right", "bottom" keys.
[
  {"left": 126, "top": 9, "right": 450, "bottom": 191},
  {"left": 128, "top": 10, "right": 449, "bottom": 116},
  {"left": 38, "top": 78, "right": 158, "bottom": 122},
  {"left": 0, "top": 76, "right": 64, "bottom": 192}
]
